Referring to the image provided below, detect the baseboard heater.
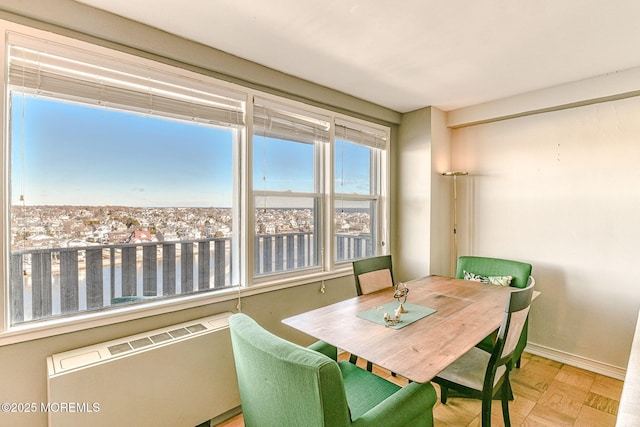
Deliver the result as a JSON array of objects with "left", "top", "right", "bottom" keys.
[{"left": 46, "top": 312, "right": 239, "bottom": 427}]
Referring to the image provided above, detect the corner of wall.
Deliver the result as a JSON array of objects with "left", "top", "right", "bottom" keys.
[{"left": 395, "top": 107, "right": 453, "bottom": 280}]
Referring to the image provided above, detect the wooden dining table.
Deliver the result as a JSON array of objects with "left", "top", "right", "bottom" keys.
[{"left": 282, "top": 275, "right": 516, "bottom": 384}]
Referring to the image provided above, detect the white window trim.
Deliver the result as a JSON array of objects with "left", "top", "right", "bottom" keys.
[
  {"left": 333, "top": 116, "right": 390, "bottom": 259},
  {"left": 0, "top": 19, "right": 390, "bottom": 345},
  {"left": 250, "top": 96, "right": 328, "bottom": 280}
]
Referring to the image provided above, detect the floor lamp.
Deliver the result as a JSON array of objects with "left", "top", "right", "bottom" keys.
[{"left": 443, "top": 171, "right": 468, "bottom": 274}]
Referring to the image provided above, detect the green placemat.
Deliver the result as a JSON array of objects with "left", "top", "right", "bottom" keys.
[{"left": 357, "top": 302, "right": 437, "bottom": 329}]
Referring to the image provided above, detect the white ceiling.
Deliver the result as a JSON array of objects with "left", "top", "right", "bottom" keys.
[{"left": 75, "top": 0, "right": 640, "bottom": 113}]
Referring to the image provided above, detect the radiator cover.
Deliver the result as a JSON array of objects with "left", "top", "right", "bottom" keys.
[{"left": 46, "top": 312, "right": 239, "bottom": 427}]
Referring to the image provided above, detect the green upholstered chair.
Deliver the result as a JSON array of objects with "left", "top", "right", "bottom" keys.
[
  {"left": 229, "top": 313, "right": 437, "bottom": 427},
  {"left": 433, "top": 282, "right": 535, "bottom": 427},
  {"left": 456, "top": 256, "right": 533, "bottom": 368}
]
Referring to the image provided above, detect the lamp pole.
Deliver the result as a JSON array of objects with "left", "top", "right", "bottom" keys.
[{"left": 443, "top": 171, "right": 468, "bottom": 272}]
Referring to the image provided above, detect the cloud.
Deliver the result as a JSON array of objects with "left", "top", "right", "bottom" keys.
[{"left": 130, "top": 188, "right": 145, "bottom": 192}]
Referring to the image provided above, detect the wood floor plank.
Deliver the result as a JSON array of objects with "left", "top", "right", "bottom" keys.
[
  {"left": 537, "top": 380, "right": 590, "bottom": 418},
  {"left": 215, "top": 352, "right": 624, "bottom": 426},
  {"left": 590, "top": 373, "right": 624, "bottom": 400},
  {"left": 584, "top": 391, "right": 619, "bottom": 416},
  {"left": 526, "top": 403, "right": 577, "bottom": 426},
  {"left": 574, "top": 405, "right": 617, "bottom": 427},
  {"left": 555, "top": 365, "right": 596, "bottom": 390}
]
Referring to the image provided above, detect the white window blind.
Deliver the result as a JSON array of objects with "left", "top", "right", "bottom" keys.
[
  {"left": 253, "top": 97, "right": 330, "bottom": 144},
  {"left": 7, "top": 33, "right": 245, "bottom": 127},
  {"left": 335, "top": 118, "right": 387, "bottom": 149}
]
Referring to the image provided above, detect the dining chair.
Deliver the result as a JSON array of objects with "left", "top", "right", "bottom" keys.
[
  {"left": 456, "top": 255, "right": 533, "bottom": 368},
  {"left": 228, "top": 313, "right": 437, "bottom": 427},
  {"left": 432, "top": 282, "right": 535, "bottom": 427},
  {"left": 350, "top": 255, "right": 395, "bottom": 371},
  {"left": 310, "top": 255, "right": 395, "bottom": 372},
  {"left": 353, "top": 254, "right": 395, "bottom": 295}
]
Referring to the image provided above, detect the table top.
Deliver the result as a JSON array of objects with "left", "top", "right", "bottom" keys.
[{"left": 282, "top": 275, "right": 515, "bottom": 383}]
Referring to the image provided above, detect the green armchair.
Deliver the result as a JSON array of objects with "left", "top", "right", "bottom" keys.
[
  {"left": 228, "top": 313, "right": 437, "bottom": 427},
  {"left": 456, "top": 255, "right": 533, "bottom": 367}
]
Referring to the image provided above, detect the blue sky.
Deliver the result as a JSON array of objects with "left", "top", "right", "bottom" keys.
[{"left": 11, "top": 95, "right": 371, "bottom": 208}]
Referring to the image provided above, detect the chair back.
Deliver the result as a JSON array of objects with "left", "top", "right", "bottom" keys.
[
  {"left": 494, "top": 283, "right": 535, "bottom": 363},
  {"left": 228, "top": 313, "right": 351, "bottom": 427},
  {"left": 353, "top": 255, "right": 394, "bottom": 295},
  {"left": 456, "top": 256, "right": 532, "bottom": 288}
]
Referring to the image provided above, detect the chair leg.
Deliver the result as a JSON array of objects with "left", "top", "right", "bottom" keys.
[
  {"left": 507, "top": 382, "right": 514, "bottom": 401},
  {"left": 440, "top": 385, "right": 448, "bottom": 404},
  {"left": 349, "top": 353, "right": 374, "bottom": 372},
  {"left": 481, "top": 391, "right": 493, "bottom": 427},
  {"left": 501, "top": 379, "right": 512, "bottom": 427},
  {"left": 516, "top": 355, "right": 521, "bottom": 369}
]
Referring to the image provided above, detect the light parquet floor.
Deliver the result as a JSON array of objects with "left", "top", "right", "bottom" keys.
[{"left": 217, "top": 352, "right": 623, "bottom": 427}]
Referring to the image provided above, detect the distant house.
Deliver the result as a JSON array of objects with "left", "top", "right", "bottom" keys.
[
  {"left": 26, "top": 234, "right": 55, "bottom": 248},
  {"left": 125, "top": 229, "right": 156, "bottom": 244},
  {"left": 65, "top": 238, "right": 89, "bottom": 248}
]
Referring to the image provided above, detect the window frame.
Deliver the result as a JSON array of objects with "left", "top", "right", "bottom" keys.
[
  {"left": 250, "top": 97, "right": 329, "bottom": 281},
  {"left": 5, "top": 29, "right": 246, "bottom": 327},
  {"left": 0, "top": 20, "right": 390, "bottom": 345},
  {"left": 333, "top": 118, "right": 389, "bottom": 264}
]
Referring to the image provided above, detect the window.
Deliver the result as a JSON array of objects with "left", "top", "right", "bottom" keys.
[
  {"left": 334, "top": 119, "right": 388, "bottom": 262},
  {"left": 2, "top": 25, "right": 389, "bottom": 334},
  {"left": 252, "top": 99, "right": 329, "bottom": 277},
  {"left": 7, "top": 33, "right": 243, "bottom": 325}
]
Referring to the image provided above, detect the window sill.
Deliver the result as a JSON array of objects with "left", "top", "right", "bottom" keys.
[{"left": 0, "top": 268, "right": 353, "bottom": 347}]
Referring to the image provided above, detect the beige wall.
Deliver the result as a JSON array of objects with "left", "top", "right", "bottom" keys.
[
  {"left": 0, "top": 2, "right": 394, "bottom": 426},
  {"left": 0, "top": 0, "right": 401, "bottom": 127},
  {"left": 395, "top": 107, "right": 434, "bottom": 281},
  {"left": 1, "top": 1, "right": 639, "bottom": 425},
  {"left": 450, "top": 94, "right": 640, "bottom": 373},
  {"left": 429, "top": 107, "right": 454, "bottom": 276},
  {"left": 0, "top": 276, "right": 356, "bottom": 426},
  {"left": 395, "top": 106, "right": 452, "bottom": 281}
]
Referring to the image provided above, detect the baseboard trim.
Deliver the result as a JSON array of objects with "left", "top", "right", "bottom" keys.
[
  {"left": 525, "top": 343, "right": 626, "bottom": 380},
  {"left": 209, "top": 406, "right": 242, "bottom": 426}
]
